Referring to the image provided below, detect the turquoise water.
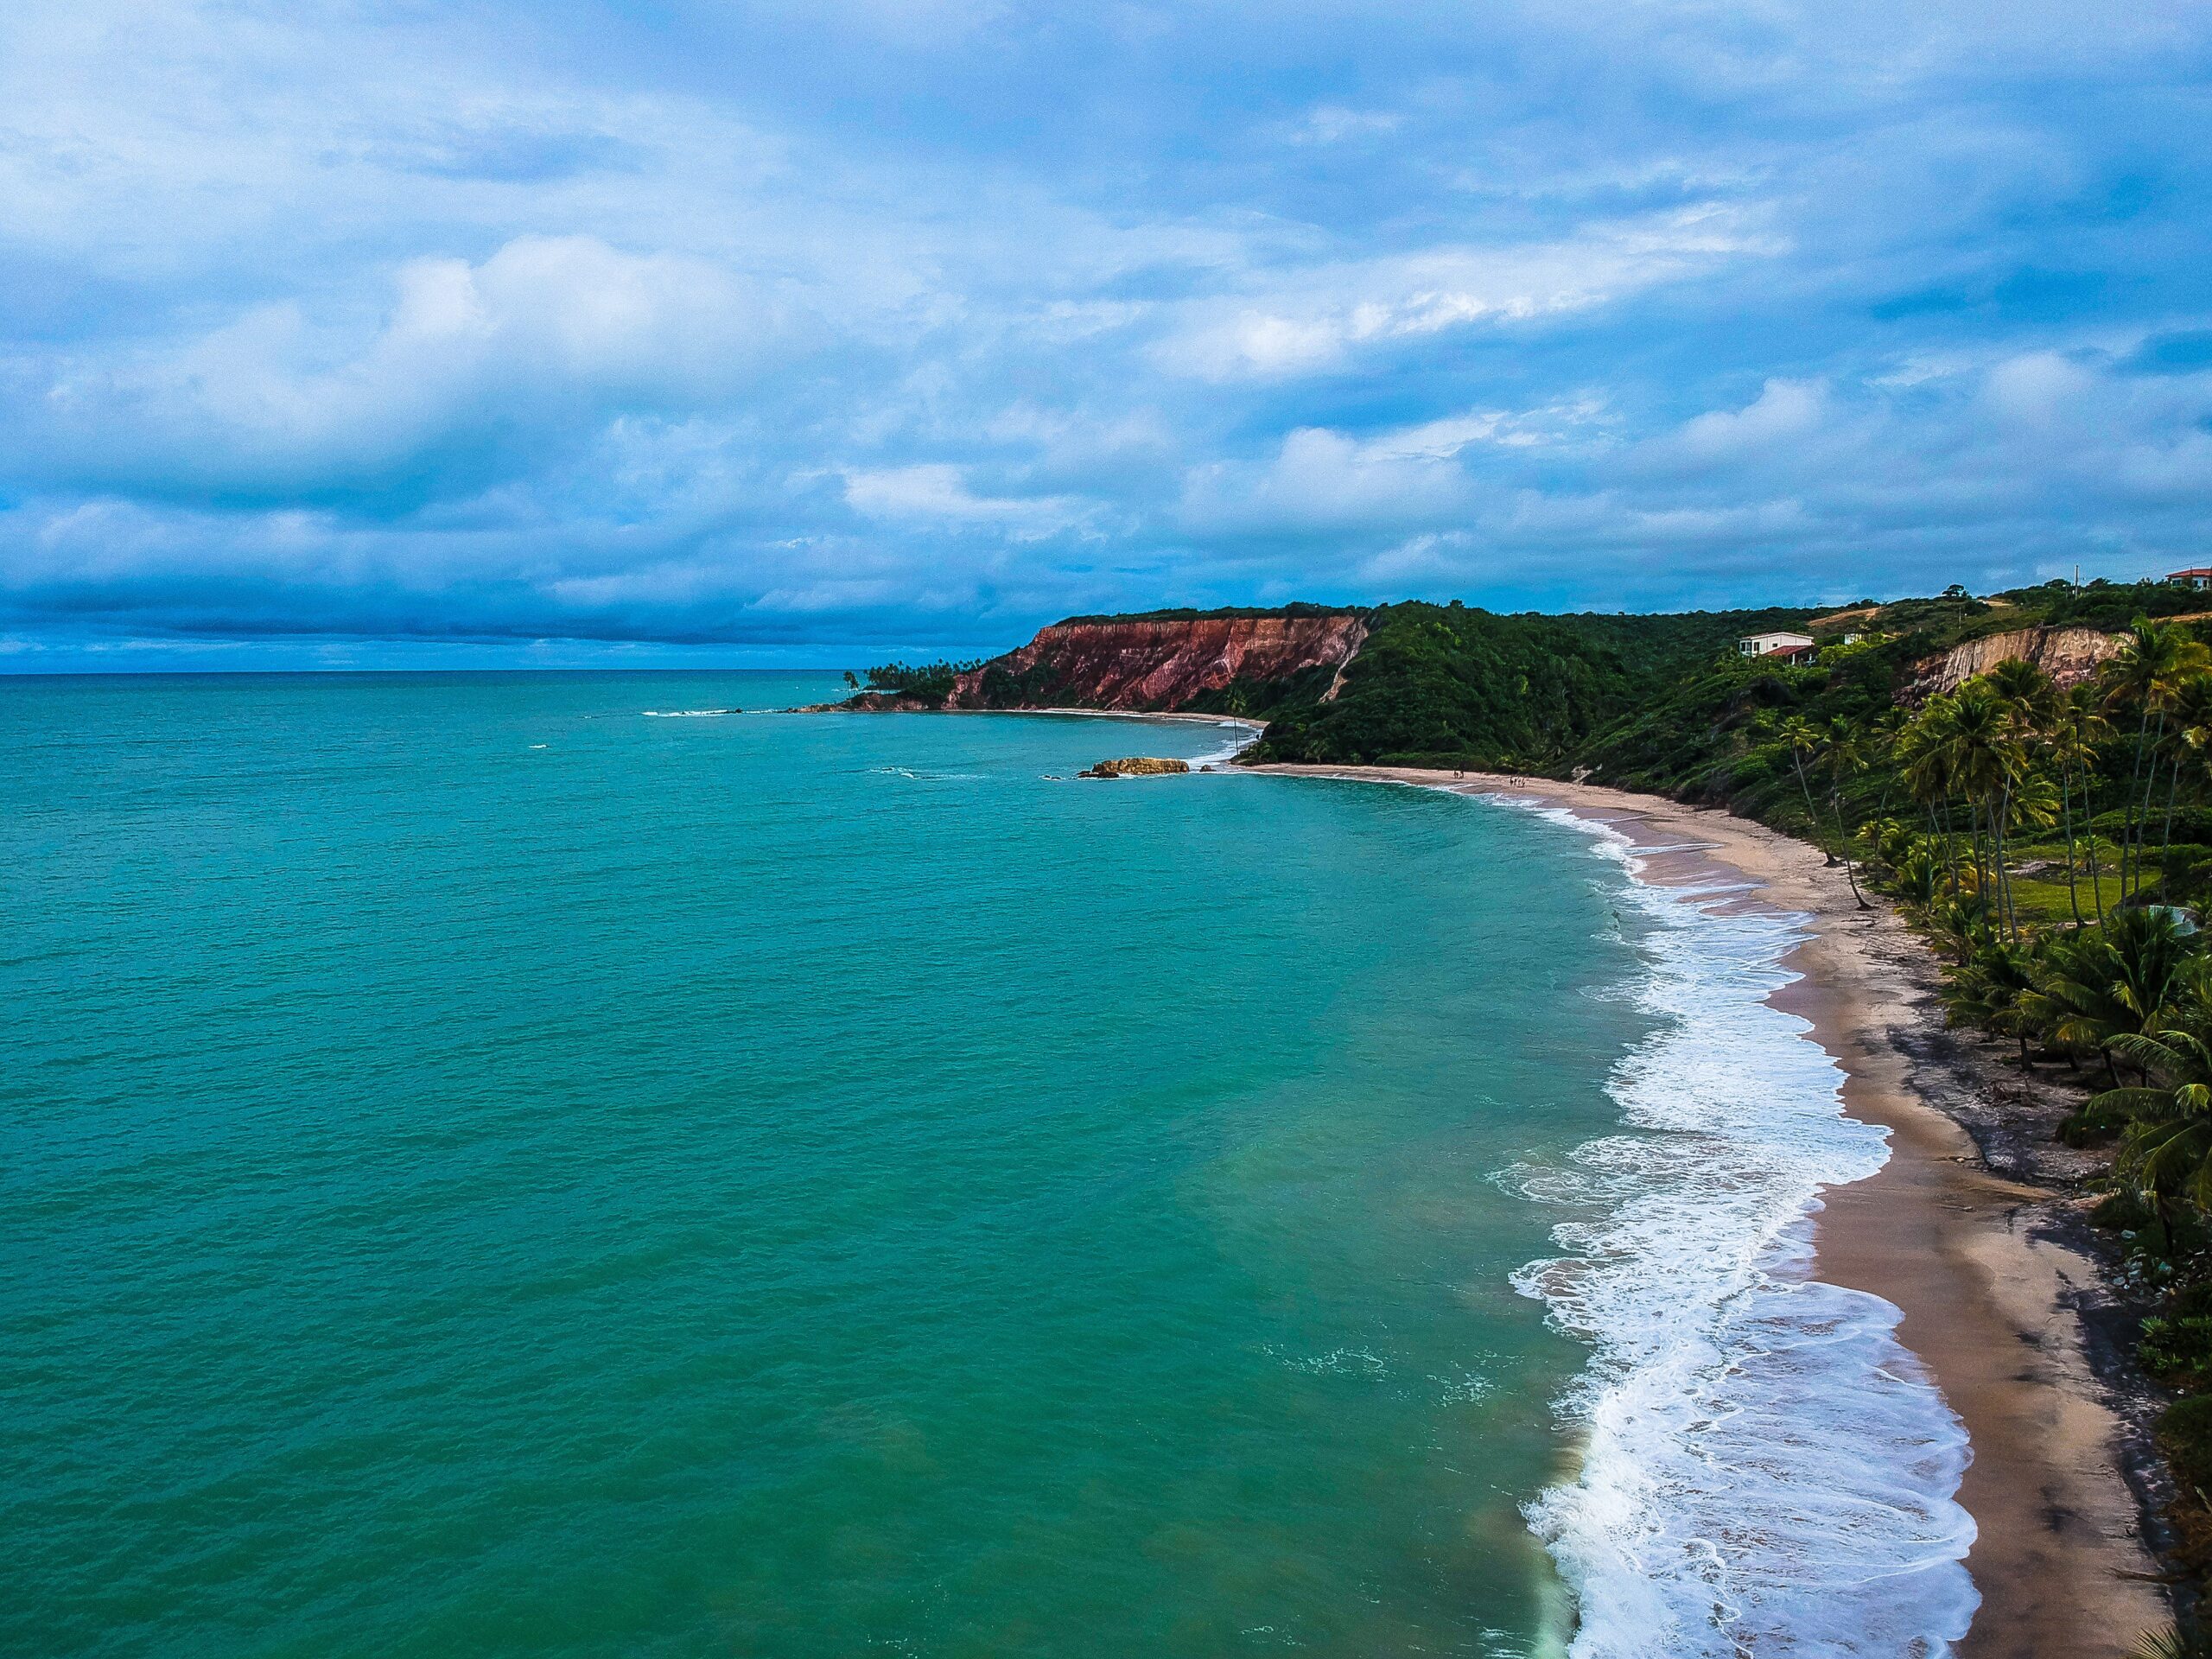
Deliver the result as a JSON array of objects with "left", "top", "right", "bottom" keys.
[{"left": 3, "top": 672, "right": 1656, "bottom": 1658}]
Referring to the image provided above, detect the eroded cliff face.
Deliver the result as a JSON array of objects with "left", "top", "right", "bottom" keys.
[
  {"left": 946, "top": 613, "right": 1368, "bottom": 711},
  {"left": 1903, "top": 626, "right": 2125, "bottom": 701}
]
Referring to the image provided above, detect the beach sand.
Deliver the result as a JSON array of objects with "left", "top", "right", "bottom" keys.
[{"left": 1249, "top": 763, "right": 2172, "bottom": 1658}]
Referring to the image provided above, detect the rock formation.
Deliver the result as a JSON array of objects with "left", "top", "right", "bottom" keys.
[
  {"left": 945, "top": 611, "right": 1367, "bottom": 712},
  {"left": 1078, "top": 757, "right": 1190, "bottom": 779},
  {"left": 1902, "top": 626, "right": 2126, "bottom": 702}
]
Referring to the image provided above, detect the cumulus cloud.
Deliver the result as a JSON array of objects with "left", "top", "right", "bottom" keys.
[{"left": 18, "top": 236, "right": 770, "bottom": 501}]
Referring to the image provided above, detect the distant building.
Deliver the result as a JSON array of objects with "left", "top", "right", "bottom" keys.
[
  {"left": 1738, "top": 631, "right": 1817, "bottom": 664},
  {"left": 2170, "top": 568, "right": 2212, "bottom": 589}
]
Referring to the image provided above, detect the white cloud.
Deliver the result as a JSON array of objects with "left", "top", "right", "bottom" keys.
[
  {"left": 841, "top": 464, "right": 1096, "bottom": 539},
  {"left": 1278, "top": 105, "right": 1405, "bottom": 145},
  {"left": 1156, "top": 207, "right": 1785, "bottom": 381},
  {"left": 1659, "top": 378, "right": 1830, "bottom": 464},
  {"left": 29, "top": 236, "right": 767, "bottom": 493}
]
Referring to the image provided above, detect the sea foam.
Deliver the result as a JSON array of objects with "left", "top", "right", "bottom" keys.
[
  {"left": 1189, "top": 720, "right": 1264, "bottom": 768},
  {"left": 1507, "top": 805, "right": 1979, "bottom": 1657}
]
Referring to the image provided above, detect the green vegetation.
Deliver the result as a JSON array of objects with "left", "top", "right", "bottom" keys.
[
  {"left": 1255, "top": 578, "right": 2212, "bottom": 785},
  {"left": 1253, "top": 599, "right": 1821, "bottom": 768},
  {"left": 859, "top": 658, "right": 983, "bottom": 705}
]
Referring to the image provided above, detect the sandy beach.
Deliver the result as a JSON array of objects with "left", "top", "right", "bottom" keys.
[{"left": 1250, "top": 763, "right": 2172, "bottom": 1658}]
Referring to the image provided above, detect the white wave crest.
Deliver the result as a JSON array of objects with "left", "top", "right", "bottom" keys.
[
  {"left": 1189, "top": 720, "right": 1264, "bottom": 767},
  {"left": 642, "top": 708, "right": 743, "bottom": 717},
  {"left": 1505, "top": 804, "right": 1978, "bottom": 1657}
]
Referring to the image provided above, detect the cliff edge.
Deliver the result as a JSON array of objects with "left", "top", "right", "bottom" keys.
[
  {"left": 943, "top": 609, "right": 1367, "bottom": 713},
  {"left": 1902, "top": 626, "right": 2125, "bottom": 702}
]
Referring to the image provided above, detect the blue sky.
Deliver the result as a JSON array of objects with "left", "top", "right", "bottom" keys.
[{"left": 3, "top": 1, "right": 2209, "bottom": 669}]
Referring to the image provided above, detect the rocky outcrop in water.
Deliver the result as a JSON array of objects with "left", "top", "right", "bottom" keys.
[
  {"left": 1902, "top": 626, "right": 2126, "bottom": 702},
  {"left": 1078, "top": 756, "right": 1190, "bottom": 779},
  {"left": 796, "top": 690, "right": 937, "bottom": 712},
  {"left": 946, "top": 610, "right": 1367, "bottom": 712}
]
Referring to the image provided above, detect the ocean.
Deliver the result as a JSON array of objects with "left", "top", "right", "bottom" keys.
[{"left": 1, "top": 671, "right": 1973, "bottom": 1656}]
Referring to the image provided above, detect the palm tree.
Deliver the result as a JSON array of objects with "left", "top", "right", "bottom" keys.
[
  {"left": 2022, "top": 906, "right": 2194, "bottom": 1084},
  {"left": 2052, "top": 686, "right": 2113, "bottom": 924},
  {"left": 1942, "top": 937, "right": 2039, "bottom": 1064},
  {"left": 1986, "top": 657, "right": 2059, "bottom": 735},
  {"left": 2082, "top": 957, "right": 2212, "bottom": 1236},
  {"left": 2159, "top": 671, "right": 2212, "bottom": 876},
  {"left": 1986, "top": 658, "right": 2061, "bottom": 931},
  {"left": 2101, "top": 620, "right": 2211, "bottom": 898},
  {"left": 1936, "top": 681, "right": 2026, "bottom": 935},
  {"left": 1854, "top": 817, "right": 1916, "bottom": 880},
  {"left": 1931, "top": 893, "right": 1993, "bottom": 967},
  {"left": 1823, "top": 716, "right": 1875, "bottom": 910},
  {"left": 1898, "top": 695, "right": 1967, "bottom": 895},
  {"left": 1892, "top": 844, "right": 1945, "bottom": 909},
  {"left": 1779, "top": 715, "right": 1830, "bottom": 848}
]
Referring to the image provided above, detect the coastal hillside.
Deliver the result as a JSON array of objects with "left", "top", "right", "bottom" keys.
[
  {"left": 1249, "top": 600, "right": 1820, "bottom": 768},
  {"left": 836, "top": 581, "right": 2212, "bottom": 839},
  {"left": 947, "top": 607, "right": 1365, "bottom": 713},
  {"left": 841, "top": 584, "right": 2212, "bottom": 783},
  {"left": 838, "top": 605, "right": 1366, "bottom": 715},
  {"left": 1251, "top": 582, "right": 2212, "bottom": 802}
]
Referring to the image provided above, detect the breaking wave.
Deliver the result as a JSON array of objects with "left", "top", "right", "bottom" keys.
[
  {"left": 1506, "top": 805, "right": 1978, "bottom": 1657},
  {"left": 1188, "top": 720, "right": 1264, "bottom": 767}
]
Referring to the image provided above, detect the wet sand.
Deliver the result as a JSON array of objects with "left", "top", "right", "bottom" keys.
[{"left": 1249, "top": 763, "right": 2171, "bottom": 1658}]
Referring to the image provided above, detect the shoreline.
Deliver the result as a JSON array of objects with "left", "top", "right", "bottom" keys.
[
  {"left": 1249, "top": 763, "right": 2170, "bottom": 1657},
  {"left": 792, "top": 702, "right": 1265, "bottom": 730}
]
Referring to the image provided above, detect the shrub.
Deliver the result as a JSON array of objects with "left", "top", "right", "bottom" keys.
[
  {"left": 2142, "top": 1316, "right": 2212, "bottom": 1385},
  {"left": 2094, "top": 1191, "right": 2159, "bottom": 1232},
  {"left": 2062, "top": 1109, "right": 2123, "bottom": 1148},
  {"left": 2093, "top": 807, "right": 2212, "bottom": 844},
  {"left": 2161, "top": 1393, "right": 2212, "bottom": 1496}
]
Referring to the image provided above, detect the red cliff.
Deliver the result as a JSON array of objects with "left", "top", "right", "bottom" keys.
[{"left": 945, "top": 612, "right": 1368, "bottom": 711}]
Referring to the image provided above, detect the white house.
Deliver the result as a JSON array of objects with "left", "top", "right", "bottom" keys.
[
  {"left": 2169, "top": 568, "right": 2212, "bottom": 590},
  {"left": 1738, "top": 631, "right": 1816, "bottom": 664}
]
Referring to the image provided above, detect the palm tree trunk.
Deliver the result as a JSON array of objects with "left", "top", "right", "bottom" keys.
[
  {"left": 1831, "top": 786, "right": 1871, "bottom": 910},
  {"left": 2133, "top": 712, "right": 2169, "bottom": 899},
  {"left": 2089, "top": 836, "right": 2106, "bottom": 919},
  {"left": 2060, "top": 759, "right": 2085, "bottom": 926},
  {"left": 2161, "top": 744, "right": 2183, "bottom": 885},
  {"left": 1994, "top": 781, "right": 2017, "bottom": 939},
  {"left": 1792, "top": 753, "right": 1834, "bottom": 866},
  {"left": 1931, "top": 800, "right": 1959, "bottom": 893},
  {"left": 2124, "top": 703, "right": 2152, "bottom": 899}
]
